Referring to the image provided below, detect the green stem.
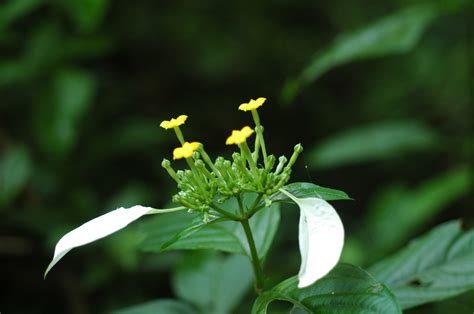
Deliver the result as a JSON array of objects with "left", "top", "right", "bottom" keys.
[
  {"left": 236, "top": 194, "right": 245, "bottom": 216},
  {"left": 185, "top": 158, "right": 207, "bottom": 192},
  {"left": 173, "top": 127, "right": 185, "bottom": 144},
  {"left": 245, "top": 194, "right": 264, "bottom": 218},
  {"left": 209, "top": 203, "right": 241, "bottom": 220},
  {"left": 161, "top": 159, "right": 180, "bottom": 184},
  {"left": 199, "top": 147, "right": 221, "bottom": 176},
  {"left": 147, "top": 206, "right": 187, "bottom": 214},
  {"left": 241, "top": 219, "right": 265, "bottom": 294},
  {"left": 240, "top": 142, "right": 260, "bottom": 183},
  {"left": 251, "top": 110, "right": 268, "bottom": 167}
]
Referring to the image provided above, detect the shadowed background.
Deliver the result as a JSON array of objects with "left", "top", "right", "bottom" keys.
[{"left": 0, "top": 0, "right": 472, "bottom": 313}]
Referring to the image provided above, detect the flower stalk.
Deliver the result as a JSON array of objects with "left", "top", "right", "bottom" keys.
[{"left": 241, "top": 218, "right": 265, "bottom": 294}]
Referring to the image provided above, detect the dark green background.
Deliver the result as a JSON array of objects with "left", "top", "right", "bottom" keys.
[{"left": 0, "top": 0, "right": 472, "bottom": 313}]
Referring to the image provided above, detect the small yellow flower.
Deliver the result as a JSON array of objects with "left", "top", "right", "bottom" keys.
[
  {"left": 226, "top": 126, "right": 254, "bottom": 145},
  {"left": 239, "top": 97, "right": 266, "bottom": 111},
  {"left": 173, "top": 141, "right": 201, "bottom": 160},
  {"left": 160, "top": 115, "right": 188, "bottom": 129}
]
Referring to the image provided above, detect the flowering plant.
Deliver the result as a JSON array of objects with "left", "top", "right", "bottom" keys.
[{"left": 44, "top": 98, "right": 402, "bottom": 313}]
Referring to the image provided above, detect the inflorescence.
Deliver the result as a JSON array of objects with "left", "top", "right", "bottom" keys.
[{"left": 160, "top": 97, "right": 303, "bottom": 215}]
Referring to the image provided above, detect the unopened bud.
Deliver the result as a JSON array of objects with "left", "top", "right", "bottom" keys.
[
  {"left": 266, "top": 155, "right": 276, "bottom": 170},
  {"left": 274, "top": 156, "right": 287, "bottom": 175},
  {"left": 294, "top": 143, "right": 303, "bottom": 154},
  {"left": 286, "top": 144, "right": 303, "bottom": 170},
  {"left": 161, "top": 158, "right": 171, "bottom": 168},
  {"left": 162, "top": 158, "right": 179, "bottom": 183}
]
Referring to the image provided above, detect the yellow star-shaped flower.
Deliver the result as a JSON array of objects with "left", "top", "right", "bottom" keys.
[
  {"left": 226, "top": 126, "right": 254, "bottom": 145},
  {"left": 239, "top": 97, "right": 266, "bottom": 111},
  {"left": 160, "top": 115, "right": 188, "bottom": 129},
  {"left": 173, "top": 141, "right": 201, "bottom": 160}
]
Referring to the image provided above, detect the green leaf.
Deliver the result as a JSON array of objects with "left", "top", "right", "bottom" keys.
[
  {"left": 112, "top": 299, "right": 197, "bottom": 314},
  {"left": 139, "top": 210, "right": 242, "bottom": 254},
  {"left": 308, "top": 120, "right": 438, "bottom": 169},
  {"left": 0, "top": 145, "right": 32, "bottom": 206},
  {"left": 172, "top": 251, "right": 253, "bottom": 314},
  {"left": 160, "top": 216, "right": 232, "bottom": 250},
  {"left": 0, "top": 23, "right": 62, "bottom": 85},
  {"left": 282, "top": 4, "right": 438, "bottom": 103},
  {"left": 83, "top": 119, "right": 167, "bottom": 165},
  {"left": 252, "top": 263, "right": 401, "bottom": 314},
  {"left": 364, "top": 166, "right": 471, "bottom": 259},
  {"left": 61, "top": 0, "right": 109, "bottom": 33},
  {"left": 140, "top": 196, "right": 280, "bottom": 259},
  {"left": 368, "top": 220, "right": 474, "bottom": 309},
  {"left": 0, "top": 0, "right": 42, "bottom": 31},
  {"left": 271, "top": 182, "right": 351, "bottom": 203},
  {"left": 34, "top": 68, "right": 97, "bottom": 160}
]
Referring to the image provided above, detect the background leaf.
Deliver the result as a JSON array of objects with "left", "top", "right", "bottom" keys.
[
  {"left": 282, "top": 3, "right": 438, "bottom": 103},
  {"left": 112, "top": 299, "right": 197, "bottom": 314},
  {"left": 61, "top": 0, "right": 109, "bottom": 33},
  {"left": 361, "top": 166, "right": 471, "bottom": 261},
  {"left": 308, "top": 120, "right": 439, "bottom": 169},
  {"left": 0, "top": 0, "right": 42, "bottom": 31},
  {"left": 252, "top": 263, "right": 401, "bottom": 314},
  {"left": 33, "top": 68, "right": 97, "bottom": 160},
  {"left": 172, "top": 251, "right": 253, "bottom": 314},
  {"left": 82, "top": 119, "right": 167, "bottom": 167},
  {"left": 368, "top": 220, "right": 474, "bottom": 309},
  {"left": 0, "top": 145, "right": 32, "bottom": 207},
  {"left": 0, "top": 23, "right": 62, "bottom": 85}
]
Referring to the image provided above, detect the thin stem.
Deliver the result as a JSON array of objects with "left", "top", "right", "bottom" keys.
[
  {"left": 251, "top": 110, "right": 268, "bottom": 167},
  {"left": 199, "top": 147, "right": 221, "bottom": 176},
  {"left": 236, "top": 194, "right": 245, "bottom": 216},
  {"left": 147, "top": 206, "right": 187, "bottom": 214},
  {"left": 209, "top": 203, "right": 241, "bottom": 220},
  {"left": 185, "top": 158, "right": 207, "bottom": 191},
  {"left": 241, "top": 219, "right": 265, "bottom": 294},
  {"left": 240, "top": 142, "right": 262, "bottom": 190},
  {"left": 278, "top": 187, "right": 299, "bottom": 203},
  {"left": 245, "top": 194, "right": 264, "bottom": 218},
  {"left": 162, "top": 159, "right": 180, "bottom": 184},
  {"left": 253, "top": 132, "right": 261, "bottom": 162},
  {"left": 173, "top": 127, "right": 185, "bottom": 144}
]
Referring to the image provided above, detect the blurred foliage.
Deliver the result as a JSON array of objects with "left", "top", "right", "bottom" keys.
[
  {"left": 368, "top": 220, "right": 474, "bottom": 310},
  {"left": 308, "top": 120, "right": 439, "bottom": 169},
  {"left": 0, "top": 0, "right": 472, "bottom": 313}
]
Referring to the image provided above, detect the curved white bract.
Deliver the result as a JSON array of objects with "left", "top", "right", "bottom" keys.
[
  {"left": 280, "top": 189, "right": 344, "bottom": 288},
  {"left": 45, "top": 205, "right": 183, "bottom": 277}
]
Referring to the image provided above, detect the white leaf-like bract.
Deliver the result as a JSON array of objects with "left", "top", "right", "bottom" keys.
[
  {"left": 280, "top": 189, "right": 344, "bottom": 288},
  {"left": 45, "top": 205, "right": 184, "bottom": 277}
]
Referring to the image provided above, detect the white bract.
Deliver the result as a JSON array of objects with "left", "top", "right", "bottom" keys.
[
  {"left": 45, "top": 205, "right": 184, "bottom": 277},
  {"left": 279, "top": 189, "right": 344, "bottom": 288}
]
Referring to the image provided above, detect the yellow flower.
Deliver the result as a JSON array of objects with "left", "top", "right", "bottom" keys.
[
  {"left": 239, "top": 97, "right": 266, "bottom": 111},
  {"left": 160, "top": 115, "right": 188, "bottom": 129},
  {"left": 173, "top": 141, "right": 201, "bottom": 160},
  {"left": 226, "top": 126, "right": 254, "bottom": 145}
]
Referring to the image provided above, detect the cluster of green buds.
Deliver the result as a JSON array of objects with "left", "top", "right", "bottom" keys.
[{"left": 160, "top": 98, "right": 303, "bottom": 216}]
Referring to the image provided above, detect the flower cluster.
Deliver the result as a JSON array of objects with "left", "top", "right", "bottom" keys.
[{"left": 160, "top": 97, "right": 303, "bottom": 214}]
